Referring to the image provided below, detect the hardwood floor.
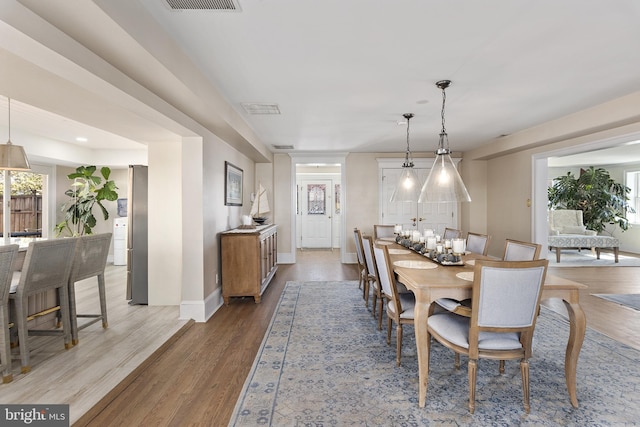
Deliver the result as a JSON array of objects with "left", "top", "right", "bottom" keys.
[{"left": 3, "top": 249, "right": 640, "bottom": 426}]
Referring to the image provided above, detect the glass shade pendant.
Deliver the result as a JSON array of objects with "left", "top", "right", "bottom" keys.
[
  {"left": 391, "top": 113, "right": 421, "bottom": 202},
  {"left": 419, "top": 80, "right": 470, "bottom": 203},
  {"left": 0, "top": 98, "right": 31, "bottom": 171}
]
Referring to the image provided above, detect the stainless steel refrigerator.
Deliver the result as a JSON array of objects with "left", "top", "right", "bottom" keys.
[{"left": 126, "top": 165, "right": 148, "bottom": 305}]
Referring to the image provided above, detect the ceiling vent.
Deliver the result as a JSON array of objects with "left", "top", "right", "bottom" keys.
[
  {"left": 241, "top": 103, "right": 281, "bottom": 115},
  {"left": 165, "top": 0, "right": 241, "bottom": 11},
  {"left": 272, "top": 145, "right": 294, "bottom": 150}
]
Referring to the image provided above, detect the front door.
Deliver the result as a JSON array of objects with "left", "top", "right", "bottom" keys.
[{"left": 300, "top": 180, "right": 332, "bottom": 248}]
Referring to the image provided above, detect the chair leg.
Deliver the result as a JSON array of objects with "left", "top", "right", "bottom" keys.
[
  {"left": 69, "top": 280, "right": 79, "bottom": 346},
  {"left": 396, "top": 323, "right": 403, "bottom": 366},
  {"left": 98, "top": 274, "right": 108, "bottom": 328},
  {"left": 521, "top": 358, "right": 531, "bottom": 414},
  {"left": 363, "top": 280, "right": 370, "bottom": 308},
  {"left": 386, "top": 317, "right": 392, "bottom": 345},
  {"left": 371, "top": 291, "right": 378, "bottom": 319},
  {"left": 0, "top": 305, "right": 12, "bottom": 383},
  {"left": 468, "top": 359, "right": 477, "bottom": 414},
  {"left": 15, "top": 298, "right": 31, "bottom": 373},
  {"left": 377, "top": 296, "right": 384, "bottom": 331},
  {"left": 58, "top": 286, "right": 73, "bottom": 350},
  {"left": 499, "top": 359, "right": 505, "bottom": 374},
  {"left": 454, "top": 352, "right": 461, "bottom": 369}
]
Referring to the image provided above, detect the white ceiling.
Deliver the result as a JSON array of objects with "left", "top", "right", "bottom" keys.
[{"left": 3, "top": 0, "right": 640, "bottom": 165}]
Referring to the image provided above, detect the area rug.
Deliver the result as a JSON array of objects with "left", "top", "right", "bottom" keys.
[
  {"left": 229, "top": 281, "right": 640, "bottom": 426},
  {"left": 546, "top": 250, "right": 640, "bottom": 267},
  {"left": 592, "top": 293, "right": 640, "bottom": 311}
]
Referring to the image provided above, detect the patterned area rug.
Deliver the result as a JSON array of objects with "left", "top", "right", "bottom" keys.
[
  {"left": 229, "top": 281, "right": 640, "bottom": 426},
  {"left": 592, "top": 293, "right": 640, "bottom": 311},
  {"left": 547, "top": 250, "right": 640, "bottom": 267}
]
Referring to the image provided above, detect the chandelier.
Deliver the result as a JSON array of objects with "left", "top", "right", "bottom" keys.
[
  {"left": 419, "top": 80, "right": 470, "bottom": 203},
  {"left": 390, "top": 113, "right": 421, "bottom": 202}
]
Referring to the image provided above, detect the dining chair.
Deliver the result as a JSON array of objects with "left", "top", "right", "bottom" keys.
[
  {"left": 443, "top": 227, "right": 462, "bottom": 240},
  {"left": 466, "top": 232, "right": 491, "bottom": 256},
  {"left": 0, "top": 245, "right": 19, "bottom": 383},
  {"left": 353, "top": 228, "right": 367, "bottom": 293},
  {"left": 361, "top": 236, "right": 384, "bottom": 328},
  {"left": 9, "top": 238, "right": 78, "bottom": 373},
  {"left": 503, "top": 239, "right": 542, "bottom": 261},
  {"left": 68, "top": 233, "right": 113, "bottom": 345},
  {"left": 374, "top": 224, "right": 396, "bottom": 240},
  {"left": 437, "top": 238, "right": 543, "bottom": 318},
  {"left": 426, "top": 259, "right": 549, "bottom": 414},
  {"left": 373, "top": 244, "right": 415, "bottom": 366}
]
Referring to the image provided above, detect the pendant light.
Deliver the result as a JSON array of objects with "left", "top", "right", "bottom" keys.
[
  {"left": 418, "top": 80, "right": 470, "bottom": 203},
  {"left": 0, "top": 98, "right": 31, "bottom": 171},
  {"left": 390, "top": 113, "right": 421, "bottom": 202}
]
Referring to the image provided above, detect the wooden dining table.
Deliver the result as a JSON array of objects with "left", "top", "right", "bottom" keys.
[{"left": 379, "top": 240, "right": 587, "bottom": 409}]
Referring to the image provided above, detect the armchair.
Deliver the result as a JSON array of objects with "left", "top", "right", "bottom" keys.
[{"left": 548, "top": 210, "right": 597, "bottom": 236}]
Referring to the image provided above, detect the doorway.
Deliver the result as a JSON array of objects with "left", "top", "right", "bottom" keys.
[{"left": 290, "top": 154, "right": 347, "bottom": 263}]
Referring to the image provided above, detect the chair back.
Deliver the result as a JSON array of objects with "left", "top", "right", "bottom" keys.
[
  {"left": 361, "top": 236, "right": 377, "bottom": 281},
  {"left": 374, "top": 224, "right": 395, "bottom": 240},
  {"left": 373, "top": 244, "right": 403, "bottom": 311},
  {"left": 15, "top": 238, "right": 78, "bottom": 297},
  {"left": 502, "top": 239, "right": 541, "bottom": 261},
  {"left": 0, "top": 245, "right": 18, "bottom": 304},
  {"left": 470, "top": 259, "right": 548, "bottom": 357},
  {"left": 466, "top": 232, "right": 490, "bottom": 256},
  {"left": 71, "top": 233, "right": 112, "bottom": 282},
  {"left": 443, "top": 228, "right": 462, "bottom": 240},
  {"left": 353, "top": 228, "right": 366, "bottom": 267}
]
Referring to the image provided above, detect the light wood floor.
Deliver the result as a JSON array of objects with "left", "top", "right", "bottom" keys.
[{"left": 3, "top": 249, "right": 640, "bottom": 426}]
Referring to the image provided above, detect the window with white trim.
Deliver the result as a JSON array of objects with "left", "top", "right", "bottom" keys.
[{"left": 626, "top": 170, "right": 640, "bottom": 224}]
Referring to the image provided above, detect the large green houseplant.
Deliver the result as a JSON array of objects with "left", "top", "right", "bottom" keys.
[
  {"left": 548, "top": 166, "right": 633, "bottom": 234},
  {"left": 55, "top": 165, "right": 119, "bottom": 236}
]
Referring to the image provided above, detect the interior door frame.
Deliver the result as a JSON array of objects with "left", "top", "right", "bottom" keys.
[{"left": 289, "top": 153, "right": 347, "bottom": 263}]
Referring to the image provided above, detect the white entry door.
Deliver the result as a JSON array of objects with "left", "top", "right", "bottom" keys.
[
  {"left": 381, "top": 168, "right": 457, "bottom": 234},
  {"left": 300, "top": 179, "right": 333, "bottom": 248}
]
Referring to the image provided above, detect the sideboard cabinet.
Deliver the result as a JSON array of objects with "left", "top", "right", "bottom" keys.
[{"left": 221, "top": 224, "right": 277, "bottom": 304}]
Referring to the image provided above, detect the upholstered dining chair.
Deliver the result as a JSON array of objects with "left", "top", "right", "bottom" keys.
[
  {"left": 0, "top": 245, "right": 19, "bottom": 383},
  {"left": 426, "top": 259, "right": 549, "bottom": 414},
  {"left": 503, "top": 239, "right": 542, "bottom": 261},
  {"left": 466, "top": 232, "right": 491, "bottom": 256},
  {"left": 68, "top": 233, "right": 113, "bottom": 345},
  {"left": 9, "top": 238, "right": 78, "bottom": 373},
  {"left": 373, "top": 244, "right": 415, "bottom": 366},
  {"left": 443, "top": 227, "right": 462, "bottom": 240},
  {"left": 362, "top": 235, "right": 384, "bottom": 328},
  {"left": 374, "top": 224, "right": 396, "bottom": 240},
  {"left": 353, "top": 228, "right": 367, "bottom": 294}
]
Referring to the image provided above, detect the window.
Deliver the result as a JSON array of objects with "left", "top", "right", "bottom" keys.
[{"left": 626, "top": 170, "right": 640, "bottom": 224}]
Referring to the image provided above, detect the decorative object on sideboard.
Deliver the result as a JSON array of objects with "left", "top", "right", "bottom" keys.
[{"left": 250, "top": 182, "right": 270, "bottom": 225}]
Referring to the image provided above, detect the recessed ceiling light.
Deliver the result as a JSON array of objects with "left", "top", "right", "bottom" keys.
[{"left": 76, "top": 137, "right": 88, "bottom": 142}]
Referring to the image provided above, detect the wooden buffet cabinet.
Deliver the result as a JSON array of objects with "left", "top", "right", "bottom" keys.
[{"left": 221, "top": 224, "right": 278, "bottom": 304}]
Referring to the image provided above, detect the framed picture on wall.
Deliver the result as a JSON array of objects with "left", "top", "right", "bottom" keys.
[{"left": 225, "top": 161, "right": 243, "bottom": 206}]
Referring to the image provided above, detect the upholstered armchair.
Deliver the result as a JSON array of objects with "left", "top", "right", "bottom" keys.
[{"left": 548, "top": 209, "right": 597, "bottom": 236}]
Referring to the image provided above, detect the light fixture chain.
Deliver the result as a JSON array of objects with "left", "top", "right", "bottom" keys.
[{"left": 403, "top": 113, "right": 414, "bottom": 167}]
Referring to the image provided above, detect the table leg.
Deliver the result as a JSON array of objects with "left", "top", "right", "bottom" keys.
[
  {"left": 562, "top": 300, "right": 586, "bottom": 408},
  {"left": 413, "top": 298, "right": 430, "bottom": 408}
]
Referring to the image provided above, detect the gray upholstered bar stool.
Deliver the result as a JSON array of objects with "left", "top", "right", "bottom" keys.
[
  {"left": 0, "top": 244, "right": 19, "bottom": 383},
  {"left": 9, "top": 238, "right": 78, "bottom": 373},
  {"left": 68, "top": 233, "right": 112, "bottom": 345}
]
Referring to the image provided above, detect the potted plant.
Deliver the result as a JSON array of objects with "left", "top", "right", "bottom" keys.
[
  {"left": 55, "top": 165, "right": 119, "bottom": 236},
  {"left": 548, "top": 166, "right": 634, "bottom": 234}
]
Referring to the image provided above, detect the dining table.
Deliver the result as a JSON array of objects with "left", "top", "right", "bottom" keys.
[{"left": 378, "top": 239, "right": 587, "bottom": 409}]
